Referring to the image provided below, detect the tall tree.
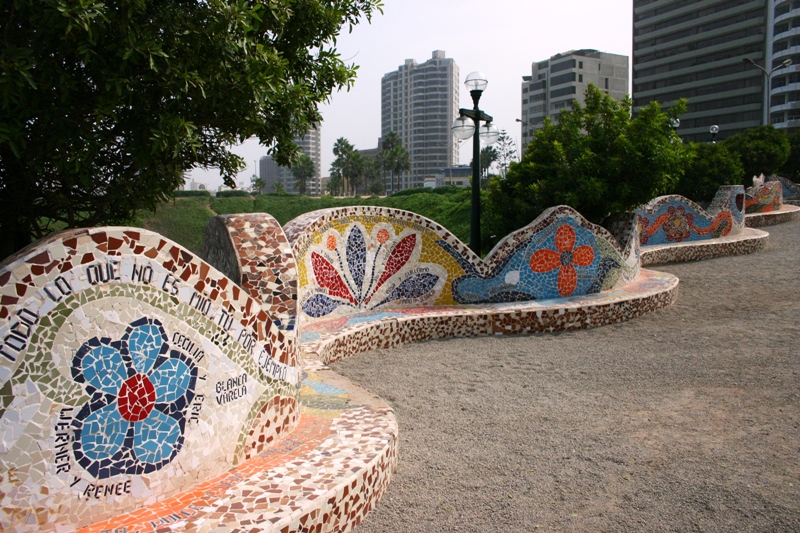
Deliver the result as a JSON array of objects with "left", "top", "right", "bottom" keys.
[
  {"left": 330, "top": 138, "right": 365, "bottom": 196},
  {"left": 494, "top": 130, "right": 518, "bottom": 179},
  {"left": 291, "top": 155, "right": 315, "bottom": 196},
  {"left": 379, "top": 132, "right": 410, "bottom": 194},
  {"left": 0, "top": 0, "right": 382, "bottom": 258}
]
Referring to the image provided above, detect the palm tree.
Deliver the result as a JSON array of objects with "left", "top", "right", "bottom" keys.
[
  {"left": 291, "top": 155, "right": 315, "bottom": 195},
  {"left": 380, "top": 132, "right": 410, "bottom": 194}
]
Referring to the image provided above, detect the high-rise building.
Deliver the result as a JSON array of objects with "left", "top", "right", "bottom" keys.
[
  {"left": 381, "top": 50, "right": 460, "bottom": 191},
  {"left": 520, "top": 50, "right": 629, "bottom": 146},
  {"left": 632, "top": 0, "right": 772, "bottom": 143},
  {"left": 258, "top": 128, "right": 322, "bottom": 195},
  {"left": 766, "top": 0, "right": 800, "bottom": 128}
]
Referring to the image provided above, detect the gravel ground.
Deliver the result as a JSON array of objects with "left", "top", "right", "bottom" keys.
[{"left": 332, "top": 219, "right": 800, "bottom": 533}]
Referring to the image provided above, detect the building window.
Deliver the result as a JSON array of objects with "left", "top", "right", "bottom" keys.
[
  {"left": 605, "top": 78, "right": 609, "bottom": 89},
  {"left": 579, "top": 74, "right": 583, "bottom": 83},
  {"left": 579, "top": 61, "right": 584, "bottom": 69}
]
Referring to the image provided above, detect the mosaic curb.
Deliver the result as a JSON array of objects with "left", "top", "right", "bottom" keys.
[
  {"left": 744, "top": 204, "right": 800, "bottom": 228},
  {"left": 640, "top": 228, "right": 770, "bottom": 266}
]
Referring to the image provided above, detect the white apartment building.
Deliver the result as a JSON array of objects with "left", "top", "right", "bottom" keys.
[
  {"left": 381, "top": 50, "right": 460, "bottom": 191},
  {"left": 521, "top": 49, "right": 629, "bottom": 146}
]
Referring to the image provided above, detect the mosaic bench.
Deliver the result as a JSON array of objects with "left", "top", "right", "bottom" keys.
[
  {"left": 743, "top": 180, "right": 800, "bottom": 228},
  {"left": 207, "top": 206, "right": 678, "bottom": 366},
  {"left": 768, "top": 175, "right": 800, "bottom": 205},
  {"left": 0, "top": 226, "right": 397, "bottom": 533},
  {"left": 633, "top": 186, "right": 770, "bottom": 266}
]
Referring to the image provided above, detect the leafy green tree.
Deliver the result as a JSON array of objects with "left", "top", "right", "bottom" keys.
[
  {"left": 487, "top": 85, "right": 687, "bottom": 241},
  {"left": 273, "top": 182, "right": 287, "bottom": 195},
  {"left": 291, "top": 155, "right": 315, "bottom": 196},
  {"left": 674, "top": 143, "right": 743, "bottom": 203},
  {"left": 251, "top": 175, "right": 267, "bottom": 195},
  {"left": 723, "top": 126, "right": 790, "bottom": 185},
  {"left": 379, "top": 132, "right": 410, "bottom": 194},
  {"left": 0, "top": 0, "right": 382, "bottom": 258},
  {"left": 779, "top": 130, "right": 800, "bottom": 180}
]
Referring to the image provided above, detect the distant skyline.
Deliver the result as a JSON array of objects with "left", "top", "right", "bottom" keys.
[{"left": 189, "top": 0, "right": 634, "bottom": 190}]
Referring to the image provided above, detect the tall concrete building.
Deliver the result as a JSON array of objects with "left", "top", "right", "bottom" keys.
[
  {"left": 632, "top": 0, "right": 773, "bottom": 143},
  {"left": 520, "top": 50, "right": 629, "bottom": 146},
  {"left": 381, "top": 50, "right": 460, "bottom": 191},
  {"left": 258, "top": 128, "right": 322, "bottom": 195},
  {"left": 766, "top": 0, "right": 800, "bottom": 128}
]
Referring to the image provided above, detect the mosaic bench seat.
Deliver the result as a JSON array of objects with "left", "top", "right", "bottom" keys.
[
  {"left": 768, "top": 175, "right": 800, "bottom": 206},
  {"left": 633, "top": 185, "right": 771, "bottom": 265},
  {"left": 206, "top": 206, "right": 678, "bottom": 368},
  {"left": 742, "top": 180, "right": 800, "bottom": 227},
  {"left": 0, "top": 227, "right": 397, "bottom": 533}
]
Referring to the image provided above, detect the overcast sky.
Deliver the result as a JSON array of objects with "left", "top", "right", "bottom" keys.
[{"left": 189, "top": 0, "right": 634, "bottom": 190}]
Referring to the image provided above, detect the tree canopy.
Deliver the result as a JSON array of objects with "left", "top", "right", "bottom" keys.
[
  {"left": 486, "top": 85, "right": 687, "bottom": 244},
  {"left": 0, "top": 0, "right": 382, "bottom": 257},
  {"left": 722, "top": 125, "right": 791, "bottom": 186}
]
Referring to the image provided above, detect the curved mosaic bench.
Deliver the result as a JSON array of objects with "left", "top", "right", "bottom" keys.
[
  {"left": 634, "top": 186, "right": 770, "bottom": 265},
  {"left": 207, "top": 205, "right": 677, "bottom": 365},
  {"left": 743, "top": 180, "right": 800, "bottom": 227},
  {"left": 0, "top": 227, "right": 397, "bottom": 533},
  {"left": 767, "top": 175, "right": 800, "bottom": 202}
]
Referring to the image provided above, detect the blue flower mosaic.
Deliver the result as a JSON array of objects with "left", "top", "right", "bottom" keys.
[{"left": 71, "top": 318, "right": 197, "bottom": 479}]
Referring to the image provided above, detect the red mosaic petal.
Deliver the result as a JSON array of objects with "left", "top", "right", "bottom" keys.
[
  {"left": 311, "top": 252, "right": 357, "bottom": 305},
  {"left": 529, "top": 249, "right": 561, "bottom": 273},
  {"left": 572, "top": 245, "right": 595, "bottom": 267},
  {"left": 558, "top": 264, "right": 577, "bottom": 297},
  {"left": 555, "top": 225, "right": 576, "bottom": 253}
]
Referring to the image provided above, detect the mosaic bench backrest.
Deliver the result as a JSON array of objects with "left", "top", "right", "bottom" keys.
[
  {"left": 635, "top": 185, "right": 745, "bottom": 246},
  {"left": 0, "top": 227, "right": 300, "bottom": 532},
  {"left": 767, "top": 175, "right": 800, "bottom": 200},
  {"left": 276, "top": 205, "right": 638, "bottom": 323},
  {"left": 203, "top": 213, "right": 298, "bottom": 332},
  {"left": 745, "top": 180, "right": 783, "bottom": 214}
]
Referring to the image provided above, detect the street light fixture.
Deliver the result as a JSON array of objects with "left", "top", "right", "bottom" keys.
[
  {"left": 743, "top": 57, "right": 793, "bottom": 125},
  {"left": 452, "top": 71, "right": 499, "bottom": 254},
  {"left": 710, "top": 124, "right": 719, "bottom": 143}
]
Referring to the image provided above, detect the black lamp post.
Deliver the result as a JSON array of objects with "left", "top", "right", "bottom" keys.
[
  {"left": 710, "top": 124, "right": 719, "bottom": 143},
  {"left": 452, "top": 72, "right": 499, "bottom": 254},
  {"left": 743, "top": 57, "right": 793, "bottom": 125}
]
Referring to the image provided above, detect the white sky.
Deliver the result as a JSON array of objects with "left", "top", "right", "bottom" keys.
[{"left": 189, "top": 0, "right": 634, "bottom": 190}]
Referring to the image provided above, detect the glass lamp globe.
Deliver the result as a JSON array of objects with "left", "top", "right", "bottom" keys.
[
  {"left": 452, "top": 116, "right": 475, "bottom": 140},
  {"left": 669, "top": 118, "right": 680, "bottom": 129},
  {"left": 480, "top": 122, "right": 500, "bottom": 146},
  {"left": 710, "top": 125, "right": 720, "bottom": 134},
  {"left": 465, "top": 71, "right": 488, "bottom": 92}
]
